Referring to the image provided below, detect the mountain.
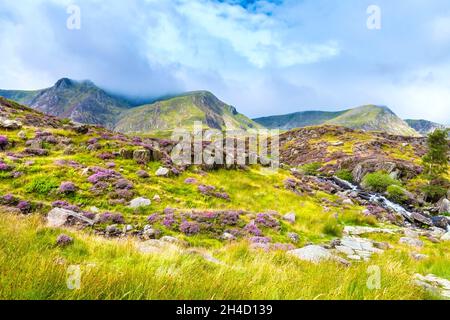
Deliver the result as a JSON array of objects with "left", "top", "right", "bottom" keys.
[
  {"left": 253, "top": 110, "right": 346, "bottom": 130},
  {"left": 0, "top": 78, "right": 131, "bottom": 129},
  {"left": 254, "top": 105, "right": 420, "bottom": 136},
  {"left": 113, "top": 91, "right": 261, "bottom": 133},
  {"left": 0, "top": 80, "right": 260, "bottom": 134},
  {"left": 405, "top": 119, "right": 448, "bottom": 135}
]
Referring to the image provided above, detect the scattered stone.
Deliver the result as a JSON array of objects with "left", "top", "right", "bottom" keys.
[
  {"left": 288, "top": 245, "right": 334, "bottom": 264},
  {"left": 287, "top": 232, "right": 300, "bottom": 243},
  {"left": 438, "top": 198, "right": 450, "bottom": 214},
  {"left": 47, "top": 208, "right": 94, "bottom": 227},
  {"left": 155, "top": 167, "right": 170, "bottom": 177},
  {"left": 404, "top": 229, "right": 419, "bottom": 239},
  {"left": 432, "top": 216, "right": 448, "bottom": 229},
  {"left": 0, "top": 117, "right": 22, "bottom": 130},
  {"left": 282, "top": 212, "right": 296, "bottom": 224},
  {"left": 342, "top": 199, "right": 353, "bottom": 205},
  {"left": 344, "top": 226, "right": 396, "bottom": 236},
  {"left": 411, "top": 253, "right": 428, "bottom": 261},
  {"left": 160, "top": 236, "right": 184, "bottom": 246},
  {"left": 414, "top": 274, "right": 450, "bottom": 299},
  {"left": 17, "top": 131, "right": 27, "bottom": 140},
  {"left": 136, "top": 170, "right": 149, "bottom": 178},
  {"left": 222, "top": 232, "right": 237, "bottom": 241},
  {"left": 399, "top": 237, "right": 424, "bottom": 248},
  {"left": 105, "top": 225, "right": 121, "bottom": 236},
  {"left": 133, "top": 149, "right": 151, "bottom": 163},
  {"left": 142, "top": 225, "right": 159, "bottom": 239},
  {"left": 153, "top": 194, "right": 161, "bottom": 202},
  {"left": 441, "top": 232, "right": 450, "bottom": 241},
  {"left": 129, "top": 197, "right": 151, "bottom": 208}
]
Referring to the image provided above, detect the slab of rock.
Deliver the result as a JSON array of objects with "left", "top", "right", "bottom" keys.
[
  {"left": 133, "top": 149, "right": 151, "bottom": 163},
  {"left": 129, "top": 197, "right": 151, "bottom": 208},
  {"left": 47, "top": 208, "right": 94, "bottom": 227},
  {"left": 399, "top": 237, "right": 424, "bottom": 248},
  {"left": 344, "top": 226, "right": 396, "bottom": 236},
  {"left": 155, "top": 167, "right": 170, "bottom": 177},
  {"left": 288, "top": 245, "right": 334, "bottom": 264},
  {"left": 0, "top": 117, "right": 22, "bottom": 130},
  {"left": 282, "top": 212, "right": 296, "bottom": 224},
  {"left": 441, "top": 232, "right": 450, "bottom": 241},
  {"left": 414, "top": 274, "right": 450, "bottom": 299},
  {"left": 438, "top": 198, "right": 450, "bottom": 214}
]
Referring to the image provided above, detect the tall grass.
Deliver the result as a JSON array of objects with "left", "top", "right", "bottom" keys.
[{"left": 0, "top": 214, "right": 433, "bottom": 300}]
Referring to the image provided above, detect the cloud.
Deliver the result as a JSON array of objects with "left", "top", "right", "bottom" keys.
[{"left": 0, "top": 0, "right": 449, "bottom": 123}]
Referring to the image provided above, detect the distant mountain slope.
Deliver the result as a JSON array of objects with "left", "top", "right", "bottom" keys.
[
  {"left": 253, "top": 110, "right": 346, "bottom": 130},
  {"left": 405, "top": 119, "right": 447, "bottom": 135},
  {"left": 254, "top": 105, "right": 420, "bottom": 136},
  {"left": 114, "top": 91, "right": 261, "bottom": 133},
  {"left": 0, "top": 78, "right": 131, "bottom": 129}
]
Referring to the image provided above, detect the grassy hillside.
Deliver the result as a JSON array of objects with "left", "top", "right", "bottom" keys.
[
  {"left": 0, "top": 97, "right": 448, "bottom": 300},
  {"left": 115, "top": 91, "right": 262, "bottom": 133},
  {"left": 255, "top": 105, "right": 420, "bottom": 137},
  {"left": 254, "top": 110, "right": 346, "bottom": 130}
]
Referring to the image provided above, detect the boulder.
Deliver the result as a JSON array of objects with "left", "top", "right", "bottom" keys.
[
  {"left": 282, "top": 212, "right": 296, "bottom": 224},
  {"left": 399, "top": 237, "right": 424, "bottom": 248},
  {"left": 288, "top": 245, "right": 333, "bottom": 263},
  {"left": 0, "top": 117, "right": 22, "bottom": 130},
  {"left": 119, "top": 149, "right": 134, "bottom": 159},
  {"left": 47, "top": 208, "right": 94, "bottom": 227},
  {"left": 432, "top": 216, "right": 448, "bottom": 229},
  {"left": 129, "top": 197, "right": 151, "bottom": 208},
  {"left": 133, "top": 149, "right": 151, "bottom": 163},
  {"left": 155, "top": 167, "right": 170, "bottom": 177},
  {"left": 441, "top": 232, "right": 450, "bottom": 241},
  {"left": 438, "top": 198, "right": 450, "bottom": 214}
]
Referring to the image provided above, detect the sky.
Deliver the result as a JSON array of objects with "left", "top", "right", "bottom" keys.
[{"left": 0, "top": 0, "right": 450, "bottom": 124}]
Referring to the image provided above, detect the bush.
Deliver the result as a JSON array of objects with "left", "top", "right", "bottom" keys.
[
  {"left": 421, "top": 184, "right": 448, "bottom": 203},
  {"left": 25, "top": 176, "right": 59, "bottom": 194},
  {"left": 322, "top": 219, "right": 343, "bottom": 237},
  {"left": 386, "top": 185, "right": 408, "bottom": 203},
  {"left": 362, "top": 172, "right": 401, "bottom": 193},
  {"left": 300, "top": 162, "right": 322, "bottom": 176},
  {"left": 336, "top": 169, "right": 354, "bottom": 183}
]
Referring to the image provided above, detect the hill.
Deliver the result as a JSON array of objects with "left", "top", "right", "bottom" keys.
[
  {"left": 254, "top": 105, "right": 420, "bottom": 136},
  {"left": 405, "top": 119, "right": 448, "bottom": 135}
]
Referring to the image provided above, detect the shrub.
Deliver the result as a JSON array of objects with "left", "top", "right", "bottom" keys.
[
  {"left": 56, "top": 234, "right": 73, "bottom": 247},
  {"left": 362, "top": 171, "right": 401, "bottom": 193},
  {"left": 336, "top": 169, "right": 354, "bottom": 183},
  {"left": 59, "top": 182, "right": 77, "bottom": 194},
  {"left": 386, "top": 185, "right": 408, "bottom": 203},
  {"left": 322, "top": 219, "right": 343, "bottom": 237},
  {"left": 300, "top": 162, "right": 322, "bottom": 176},
  {"left": 421, "top": 184, "right": 448, "bottom": 203},
  {"left": 25, "top": 176, "right": 59, "bottom": 194},
  {"left": 180, "top": 221, "right": 200, "bottom": 236},
  {"left": 0, "top": 135, "right": 8, "bottom": 150}
]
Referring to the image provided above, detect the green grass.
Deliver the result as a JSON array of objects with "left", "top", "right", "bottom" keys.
[{"left": 0, "top": 214, "right": 438, "bottom": 300}]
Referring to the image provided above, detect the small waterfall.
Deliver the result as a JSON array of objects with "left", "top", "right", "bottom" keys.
[{"left": 330, "top": 176, "right": 414, "bottom": 221}]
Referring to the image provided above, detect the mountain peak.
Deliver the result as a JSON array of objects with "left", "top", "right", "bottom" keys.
[{"left": 54, "top": 78, "right": 74, "bottom": 89}]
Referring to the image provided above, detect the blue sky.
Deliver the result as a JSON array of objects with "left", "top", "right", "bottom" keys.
[{"left": 1, "top": 0, "right": 450, "bottom": 123}]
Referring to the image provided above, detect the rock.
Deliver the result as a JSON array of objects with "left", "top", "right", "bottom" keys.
[
  {"left": 105, "top": 225, "right": 121, "bottom": 236},
  {"left": 399, "top": 237, "right": 424, "bottom": 248},
  {"left": 17, "top": 131, "right": 27, "bottom": 140},
  {"left": 288, "top": 245, "right": 334, "bottom": 264},
  {"left": 133, "top": 149, "right": 151, "bottom": 163},
  {"left": 222, "top": 232, "right": 236, "bottom": 241},
  {"left": 411, "top": 212, "right": 433, "bottom": 227},
  {"left": 119, "top": 149, "right": 134, "bottom": 159},
  {"left": 335, "top": 245, "right": 355, "bottom": 256},
  {"left": 404, "top": 229, "right": 419, "bottom": 239},
  {"left": 160, "top": 236, "right": 184, "bottom": 245},
  {"left": 155, "top": 167, "right": 170, "bottom": 177},
  {"left": 331, "top": 141, "right": 344, "bottom": 147},
  {"left": 441, "top": 232, "right": 450, "bottom": 241},
  {"left": 432, "top": 216, "right": 448, "bottom": 229},
  {"left": 153, "top": 194, "right": 161, "bottom": 202},
  {"left": 287, "top": 232, "right": 300, "bottom": 243},
  {"left": 344, "top": 226, "right": 397, "bottom": 236},
  {"left": 414, "top": 274, "right": 450, "bottom": 299},
  {"left": 124, "top": 225, "right": 134, "bottom": 232},
  {"left": 411, "top": 253, "right": 428, "bottom": 261},
  {"left": 438, "top": 198, "right": 450, "bottom": 214},
  {"left": 90, "top": 206, "right": 100, "bottom": 213},
  {"left": 340, "top": 236, "right": 382, "bottom": 254},
  {"left": 129, "top": 197, "right": 151, "bottom": 208},
  {"left": 282, "top": 212, "right": 296, "bottom": 224},
  {"left": 342, "top": 199, "right": 353, "bottom": 205},
  {"left": 0, "top": 117, "right": 22, "bottom": 130},
  {"left": 47, "top": 208, "right": 94, "bottom": 227},
  {"left": 142, "top": 225, "right": 158, "bottom": 239}
]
